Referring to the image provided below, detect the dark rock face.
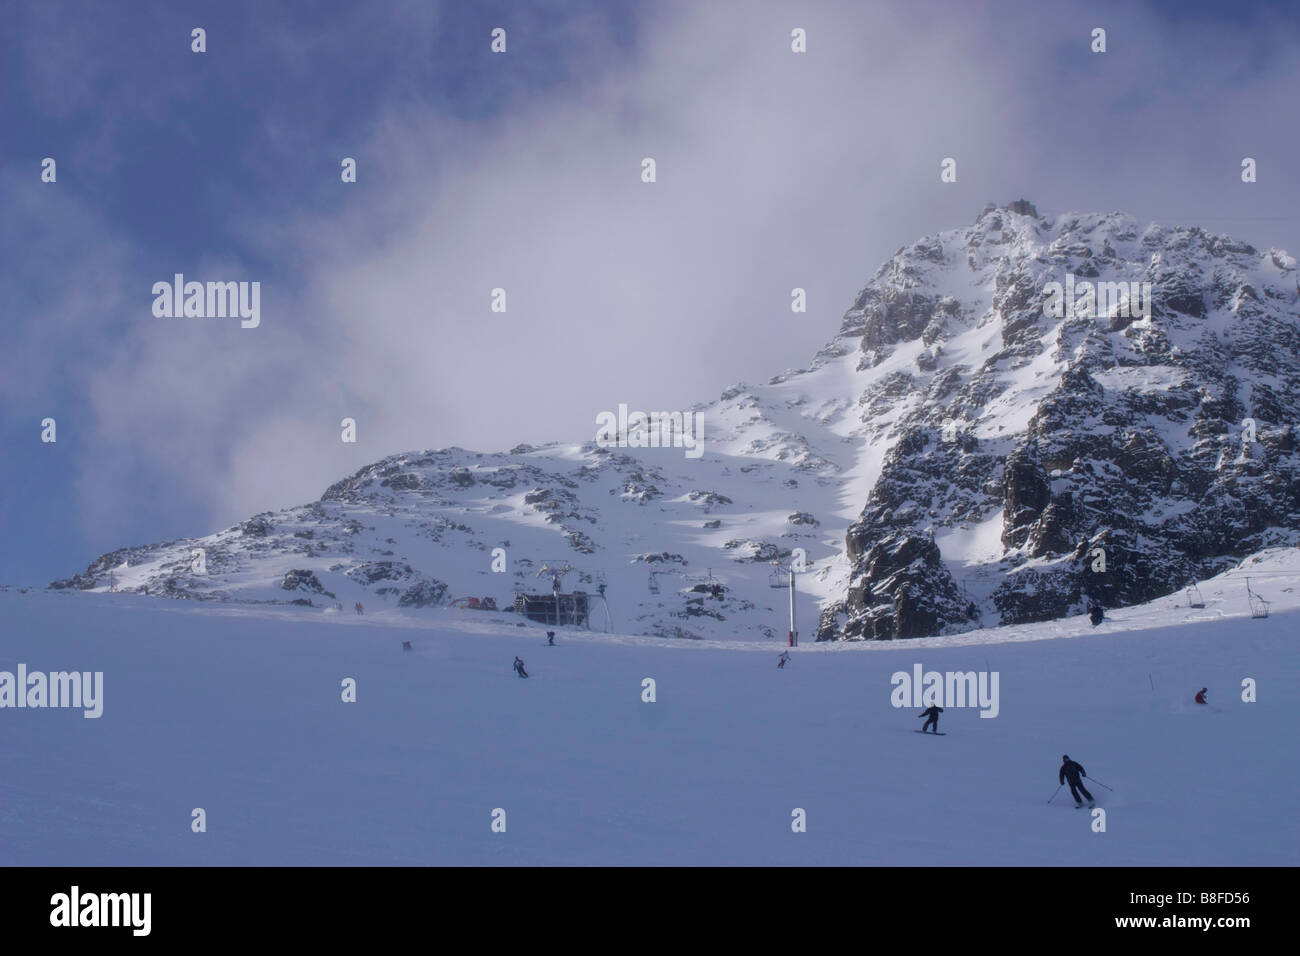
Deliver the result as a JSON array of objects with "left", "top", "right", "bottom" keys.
[
  {"left": 398, "top": 579, "right": 449, "bottom": 608},
  {"left": 687, "top": 490, "right": 733, "bottom": 510},
  {"left": 347, "top": 561, "right": 413, "bottom": 585},
  {"left": 842, "top": 530, "right": 967, "bottom": 639},
  {"left": 723, "top": 540, "right": 785, "bottom": 563},
  {"left": 637, "top": 552, "right": 687, "bottom": 565},
  {"left": 815, "top": 601, "right": 847, "bottom": 642},
  {"left": 48, "top": 574, "right": 96, "bottom": 590},
  {"left": 381, "top": 473, "right": 421, "bottom": 491},
  {"left": 241, "top": 516, "right": 273, "bottom": 537},
  {"left": 830, "top": 201, "right": 1300, "bottom": 640},
  {"left": 1001, "top": 448, "right": 1051, "bottom": 549},
  {"left": 281, "top": 569, "right": 334, "bottom": 598},
  {"left": 1007, "top": 199, "right": 1038, "bottom": 219}
]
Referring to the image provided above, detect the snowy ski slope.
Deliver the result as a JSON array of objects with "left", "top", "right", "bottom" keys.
[{"left": 2, "top": 549, "right": 1297, "bottom": 865}]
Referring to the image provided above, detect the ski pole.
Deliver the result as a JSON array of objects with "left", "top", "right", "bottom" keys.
[
  {"left": 1048, "top": 784, "right": 1063, "bottom": 804},
  {"left": 1085, "top": 776, "right": 1113, "bottom": 791}
]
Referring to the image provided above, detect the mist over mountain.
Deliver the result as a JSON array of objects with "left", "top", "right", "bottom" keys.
[{"left": 52, "top": 202, "right": 1300, "bottom": 642}]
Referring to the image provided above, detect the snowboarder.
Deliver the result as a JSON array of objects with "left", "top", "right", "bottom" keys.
[
  {"left": 1059, "top": 754, "right": 1094, "bottom": 807},
  {"left": 919, "top": 704, "right": 943, "bottom": 733},
  {"left": 1088, "top": 602, "right": 1104, "bottom": 626},
  {"left": 777, "top": 650, "right": 790, "bottom": 669},
  {"left": 546, "top": 631, "right": 556, "bottom": 646},
  {"left": 513, "top": 656, "right": 528, "bottom": 678},
  {"left": 1194, "top": 687, "right": 1207, "bottom": 705}
]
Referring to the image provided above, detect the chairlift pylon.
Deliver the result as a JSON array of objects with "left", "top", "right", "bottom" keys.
[{"left": 1185, "top": 582, "right": 1205, "bottom": 609}]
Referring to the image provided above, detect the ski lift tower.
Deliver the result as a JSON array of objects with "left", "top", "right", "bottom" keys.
[
  {"left": 537, "top": 561, "right": 576, "bottom": 627},
  {"left": 593, "top": 571, "right": 613, "bottom": 633},
  {"left": 769, "top": 558, "right": 802, "bottom": 646}
]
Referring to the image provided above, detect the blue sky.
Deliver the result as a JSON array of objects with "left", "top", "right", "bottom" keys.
[{"left": 3, "top": 0, "right": 1298, "bottom": 585}]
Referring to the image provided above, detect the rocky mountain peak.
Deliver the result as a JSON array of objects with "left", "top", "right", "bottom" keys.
[{"left": 52, "top": 204, "right": 1300, "bottom": 644}]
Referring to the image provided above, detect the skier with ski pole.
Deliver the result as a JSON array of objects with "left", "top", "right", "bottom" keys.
[{"left": 1059, "top": 754, "right": 1094, "bottom": 808}]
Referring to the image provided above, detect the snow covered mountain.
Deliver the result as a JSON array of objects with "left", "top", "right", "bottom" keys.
[{"left": 50, "top": 201, "right": 1300, "bottom": 642}]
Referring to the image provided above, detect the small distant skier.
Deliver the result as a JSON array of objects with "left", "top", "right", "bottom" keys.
[
  {"left": 354, "top": 602, "right": 364, "bottom": 615},
  {"left": 919, "top": 704, "right": 943, "bottom": 733},
  {"left": 513, "top": 656, "right": 528, "bottom": 679},
  {"left": 1088, "top": 601, "right": 1104, "bottom": 626},
  {"left": 1060, "top": 754, "right": 1094, "bottom": 808},
  {"left": 777, "top": 650, "right": 791, "bottom": 669},
  {"left": 547, "top": 631, "right": 556, "bottom": 646},
  {"left": 1194, "top": 687, "right": 1207, "bottom": 705}
]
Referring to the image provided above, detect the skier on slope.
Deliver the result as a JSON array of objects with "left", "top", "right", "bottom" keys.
[
  {"left": 777, "top": 650, "right": 791, "bottom": 669},
  {"left": 513, "top": 656, "right": 528, "bottom": 678},
  {"left": 1059, "top": 754, "right": 1094, "bottom": 808},
  {"left": 1088, "top": 601, "right": 1105, "bottom": 626},
  {"left": 919, "top": 704, "right": 943, "bottom": 734},
  {"left": 1194, "top": 687, "right": 1208, "bottom": 705},
  {"left": 547, "top": 631, "right": 556, "bottom": 646}
]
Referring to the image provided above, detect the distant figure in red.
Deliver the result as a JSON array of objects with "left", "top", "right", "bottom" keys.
[
  {"left": 355, "top": 602, "right": 364, "bottom": 615},
  {"left": 1194, "top": 687, "right": 1207, "bottom": 705}
]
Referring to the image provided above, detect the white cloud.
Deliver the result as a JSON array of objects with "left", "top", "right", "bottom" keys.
[{"left": 9, "top": 0, "right": 1299, "bottom": 544}]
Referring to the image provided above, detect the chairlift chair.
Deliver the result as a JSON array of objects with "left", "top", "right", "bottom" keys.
[
  {"left": 1247, "top": 579, "right": 1270, "bottom": 619},
  {"left": 1185, "top": 583, "right": 1205, "bottom": 609}
]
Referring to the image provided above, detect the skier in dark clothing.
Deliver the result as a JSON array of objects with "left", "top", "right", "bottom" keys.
[
  {"left": 777, "top": 650, "right": 790, "bottom": 669},
  {"left": 1194, "top": 687, "right": 1207, "bottom": 705},
  {"left": 919, "top": 705, "right": 943, "bottom": 733},
  {"left": 546, "top": 631, "right": 556, "bottom": 646},
  {"left": 1060, "top": 754, "right": 1094, "bottom": 807},
  {"left": 1088, "top": 602, "right": 1104, "bottom": 626},
  {"left": 513, "top": 656, "right": 528, "bottom": 678}
]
